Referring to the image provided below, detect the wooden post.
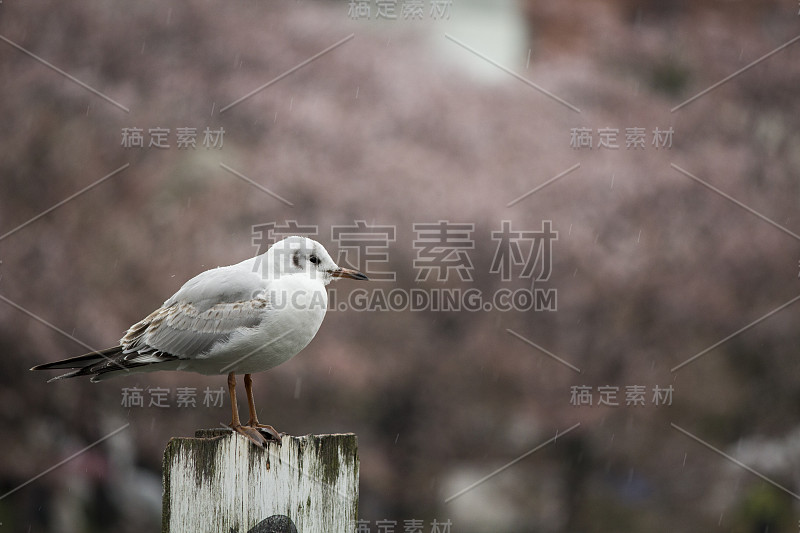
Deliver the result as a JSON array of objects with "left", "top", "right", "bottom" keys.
[{"left": 162, "top": 430, "right": 358, "bottom": 533}]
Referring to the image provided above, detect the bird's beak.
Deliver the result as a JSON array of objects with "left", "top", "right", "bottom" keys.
[{"left": 331, "top": 267, "right": 369, "bottom": 281}]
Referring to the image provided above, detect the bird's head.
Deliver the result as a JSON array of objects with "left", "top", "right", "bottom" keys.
[{"left": 267, "top": 236, "right": 368, "bottom": 285}]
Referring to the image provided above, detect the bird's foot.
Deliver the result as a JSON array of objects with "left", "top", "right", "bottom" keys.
[
  {"left": 228, "top": 423, "right": 273, "bottom": 447},
  {"left": 247, "top": 421, "right": 283, "bottom": 444}
]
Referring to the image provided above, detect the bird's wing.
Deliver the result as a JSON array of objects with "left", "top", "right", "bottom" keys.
[
  {"left": 122, "top": 265, "right": 269, "bottom": 360},
  {"left": 30, "top": 262, "right": 271, "bottom": 381}
]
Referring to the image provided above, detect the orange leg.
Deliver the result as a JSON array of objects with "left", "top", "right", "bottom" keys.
[
  {"left": 227, "top": 372, "right": 241, "bottom": 426},
  {"left": 244, "top": 373, "right": 281, "bottom": 442},
  {"left": 226, "top": 372, "right": 267, "bottom": 447}
]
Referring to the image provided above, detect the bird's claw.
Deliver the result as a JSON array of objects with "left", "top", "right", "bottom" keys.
[
  {"left": 229, "top": 424, "right": 271, "bottom": 447},
  {"left": 228, "top": 422, "right": 283, "bottom": 446},
  {"left": 249, "top": 422, "right": 282, "bottom": 444}
]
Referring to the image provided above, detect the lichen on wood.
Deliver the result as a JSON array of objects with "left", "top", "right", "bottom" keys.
[{"left": 162, "top": 430, "right": 358, "bottom": 533}]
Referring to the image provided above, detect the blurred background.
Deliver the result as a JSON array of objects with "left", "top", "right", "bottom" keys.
[{"left": 1, "top": 0, "right": 800, "bottom": 531}]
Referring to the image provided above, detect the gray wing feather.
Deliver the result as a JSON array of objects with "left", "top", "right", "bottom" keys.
[
  {"left": 165, "top": 264, "right": 263, "bottom": 311},
  {"left": 122, "top": 266, "right": 269, "bottom": 359}
]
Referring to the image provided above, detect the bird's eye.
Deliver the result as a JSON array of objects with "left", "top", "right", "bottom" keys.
[{"left": 309, "top": 254, "right": 320, "bottom": 265}]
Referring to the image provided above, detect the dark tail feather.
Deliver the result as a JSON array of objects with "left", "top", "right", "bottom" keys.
[
  {"left": 31, "top": 347, "right": 177, "bottom": 382},
  {"left": 31, "top": 347, "right": 124, "bottom": 371},
  {"left": 31, "top": 347, "right": 132, "bottom": 382}
]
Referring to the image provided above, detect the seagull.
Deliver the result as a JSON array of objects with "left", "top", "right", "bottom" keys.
[{"left": 31, "top": 236, "right": 368, "bottom": 447}]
